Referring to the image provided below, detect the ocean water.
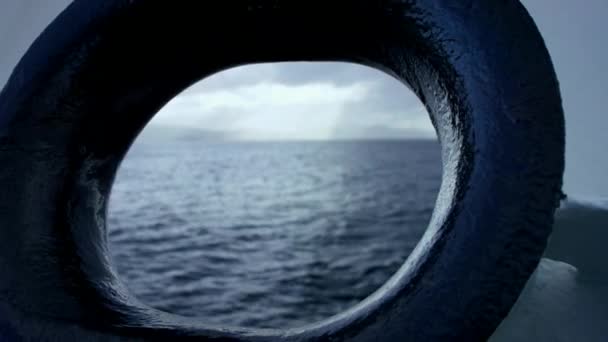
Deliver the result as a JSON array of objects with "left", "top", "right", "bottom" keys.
[{"left": 108, "top": 138, "right": 442, "bottom": 329}]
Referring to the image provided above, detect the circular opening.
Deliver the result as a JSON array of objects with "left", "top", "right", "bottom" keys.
[{"left": 108, "top": 62, "right": 441, "bottom": 329}]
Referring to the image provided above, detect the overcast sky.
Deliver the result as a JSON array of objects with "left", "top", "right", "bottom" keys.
[
  {"left": 0, "top": 0, "right": 606, "bottom": 196},
  {"left": 152, "top": 63, "right": 432, "bottom": 140}
]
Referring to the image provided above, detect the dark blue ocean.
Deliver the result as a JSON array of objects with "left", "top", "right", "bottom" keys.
[{"left": 108, "top": 137, "right": 441, "bottom": 329}]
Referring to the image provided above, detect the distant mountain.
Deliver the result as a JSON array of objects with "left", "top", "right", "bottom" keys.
[
  {"left": 332, "top": 124, "right": 436, "bottom": 140},
  {"left": 135, "top": 124, "right": 236, "bottom": 143},
  {"left": 133, "top": 124, "right": 436, "bottom": 143}
]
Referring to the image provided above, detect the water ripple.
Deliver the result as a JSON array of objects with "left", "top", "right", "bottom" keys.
[{"left": 108, "top": 140, "right": 441, "bottom": 328}]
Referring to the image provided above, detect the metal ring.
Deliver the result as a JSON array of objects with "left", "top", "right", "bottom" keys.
[{"left": 0, "top": 1, "right": 564, "bottom": 340}]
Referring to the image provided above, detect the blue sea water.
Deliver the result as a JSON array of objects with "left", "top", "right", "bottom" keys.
[{"left": 108, "top": 138, "right": 442, "bottom": 329}]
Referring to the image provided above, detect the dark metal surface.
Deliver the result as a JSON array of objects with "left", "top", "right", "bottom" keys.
[{"left": 0, "top": 1, "right": 564, "bottom": 341}]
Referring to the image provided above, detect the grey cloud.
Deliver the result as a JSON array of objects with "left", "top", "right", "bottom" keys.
[
  {"left": 272, "top": 62, "right": 384, "bottom": 86},
  {"left": 182, "top": 62, "right": 388, "bottom": 95},
  {"left": 191, "top": 106, "right": 250, "bottom": 131},
  {"left": 331, "top": 70, "right": 431, "bottom": 139},
  {"left": 180, "top": 61, "right": 433, "bottom": 141},
  {"left": 343, "top": 75, "right": 422, "bottom": 116},
  {"left": 155, "top": 102, "right": 249, "bottom": 131},
  {"left": 182, "top": 63, "right": 280, "bottom": 94}
]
